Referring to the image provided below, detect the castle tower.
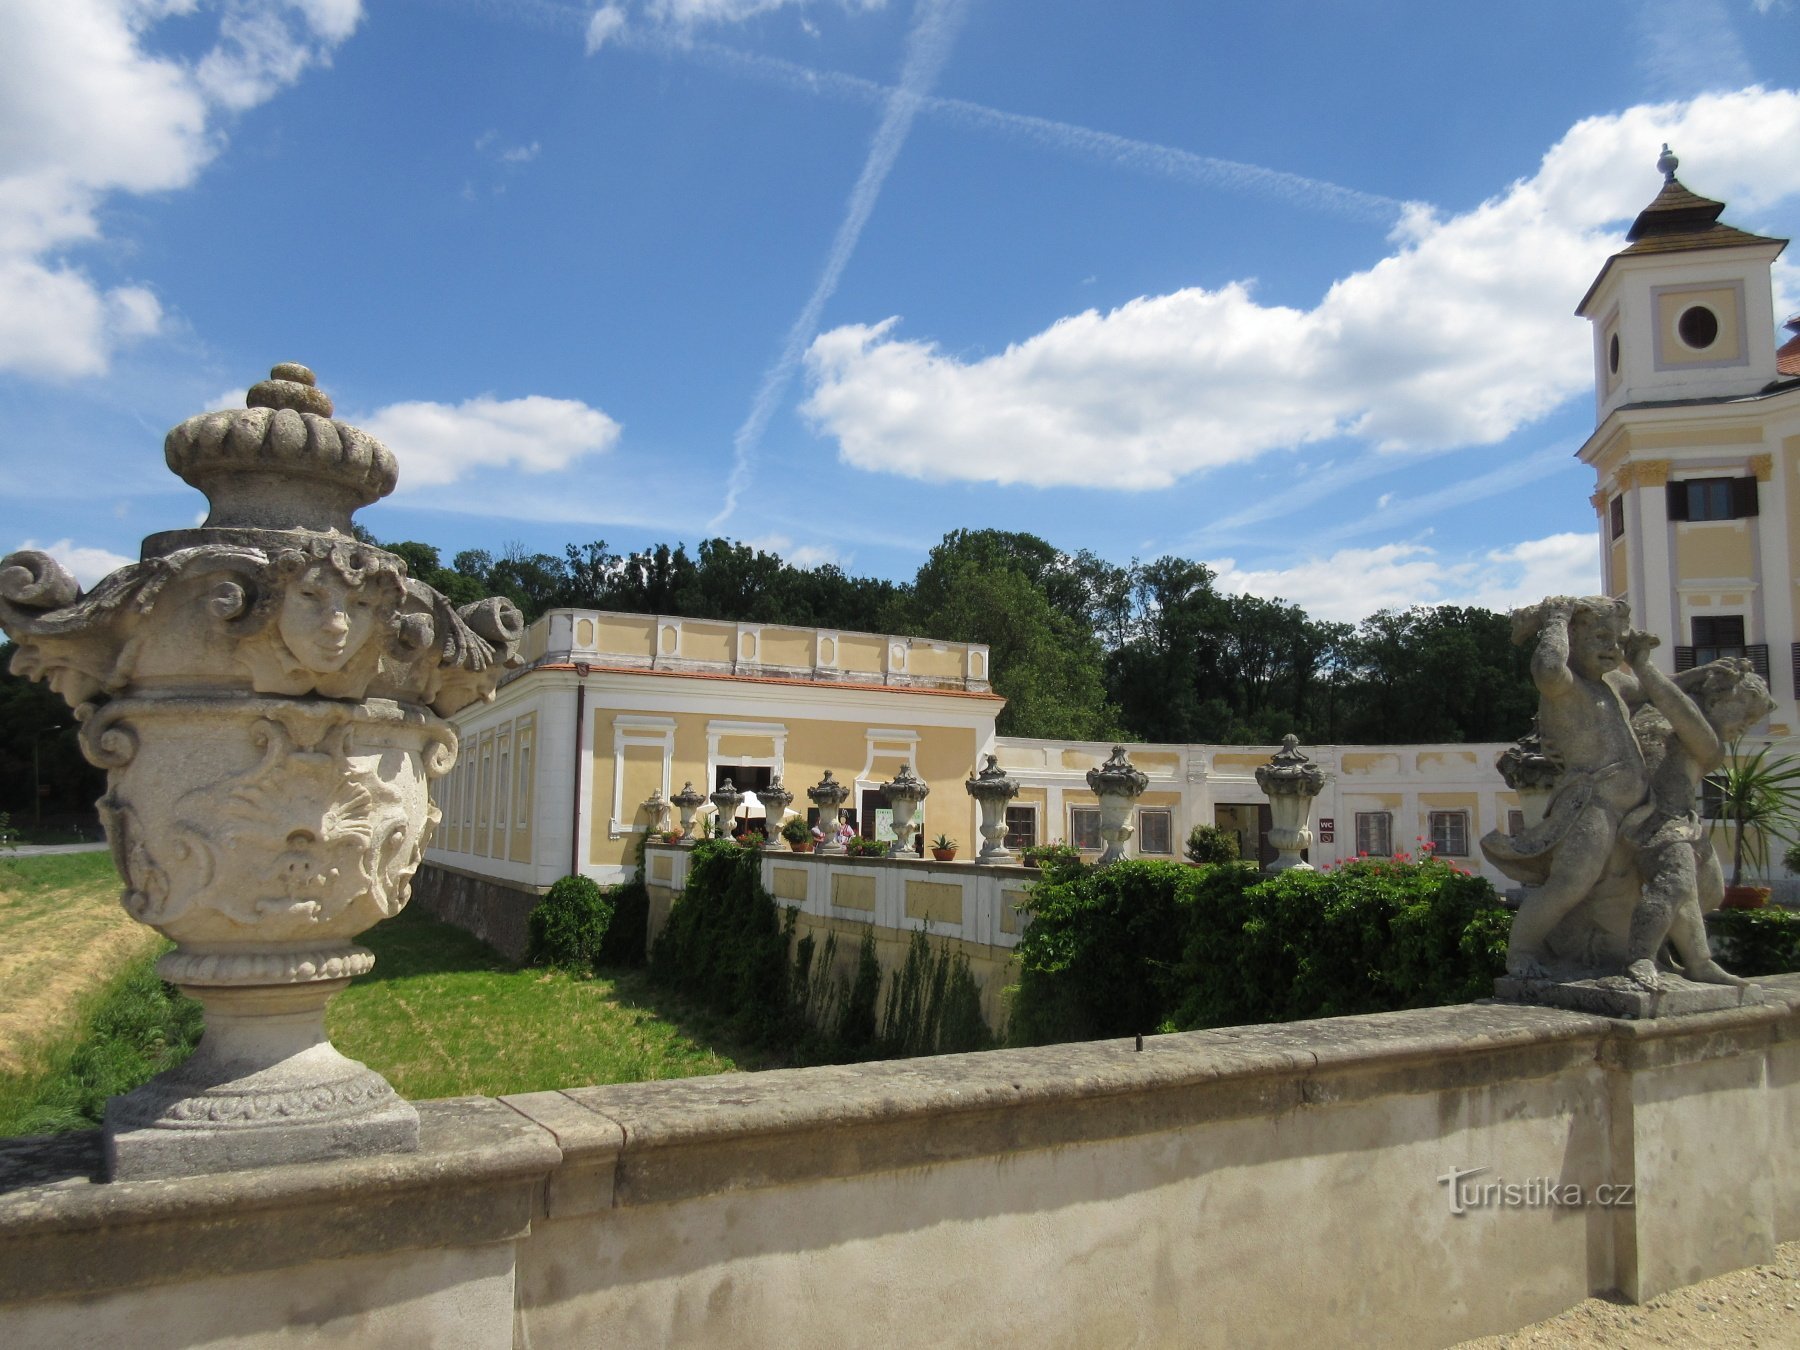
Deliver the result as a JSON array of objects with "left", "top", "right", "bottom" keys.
[{"left": 1577, "top": 148, "right": 1799, "bottom": 734}]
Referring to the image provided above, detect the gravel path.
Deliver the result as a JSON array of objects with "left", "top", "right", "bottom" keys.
[{"left": 1451, "top": 1241, "right": 1800, "bottom": 1347}]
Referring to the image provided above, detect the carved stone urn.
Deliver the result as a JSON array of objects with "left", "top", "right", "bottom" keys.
[
  {"left": 710, "top": 778, "right": 744, "bottom": 839},
  {"left": 1496, "top": 722, "right": 1561, "bottom": 830},
  {"left": 880, "top": 764, "right": 930, "bottom": 856},
  {"left": 670, "top": 781, "right": 707, "bottom": 841},
  {"left": 0, "top": 364, "right": 522, "bottom": 1180},
  {"left": 1254, "top": 735, "right": 1324, "bottom": 872},
  {"left": 965, "top": 754, "right": 1020, "bottom": 863},
  {"left": 807, "top": 770, "right": 851, "bottom": 855},
  {"left": 757, "top": 774, "right": 795, "bottom": 847},
  {"left": 1087, "top": 745, "right": 1149, "bottom": 865},
  {"left": 642, "top": 788, "right": 671, "bottom": 836}
]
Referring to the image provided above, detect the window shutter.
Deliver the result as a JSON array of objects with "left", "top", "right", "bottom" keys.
[
  {"left": 1665, "top": 481, "right": 1689, "bottom": 521},
  {"left": 1733, "top": 476, "right": 1760, "bottom": 518},
  {"left": 1674, "top": 646, "right": 1696, "bottom": 671},
  {"left": 1791, "top": 642, "right": 1800, "bottom": 698},
  {"left": 1748, "top": 643, "right": 1770, "bottom": 683}
]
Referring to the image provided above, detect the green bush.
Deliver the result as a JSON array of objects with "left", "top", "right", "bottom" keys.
[
  {"left": 1706, "top": 906, "right": 1800, "bottom": 976},
  {"left": 526, "top": 874, "right": 615, "bottom": 970},
  {"left": 1184, "top": 823, "right": 1240, "bottom": 865},
  {"left": 1010, "top": 856, "right": 1510, "bottom": 1044}
]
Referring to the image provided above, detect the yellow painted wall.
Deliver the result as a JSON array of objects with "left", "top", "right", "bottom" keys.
[
  {"left": 716, "top": 734, "right": 776, "bottom": 760},
  {"left": 831, "top": 874, "right": 876, "bottom": 912},
  {"left": 758, "top": 629, "right": 813, "bottom": 667},
  {"left": 905, "top": 881, "right": 964, "bottom": 925},
  {"left": 771, "top": 867, "right": 809, "bottom": 902},
  {"left": 1211, "top": 752, "right": 1266, "bottom": 772},
  {"left": 597, "top": 614, "right": 655, "bottom": 656},
  {"left": 682, "top": 623, "right": 734, "bottom": 664},
  {"left": 906, "top": 645, "right": 963, "bottom": 679},
  {"left": 1342, "top": 752, "right": 1401, "bottom": 776},
  {"left": 1134, "top": 752, "right": 1181, "bottom": 774},
  {"left": 1656, "top": 286, "right": 1743, "bottom": 365},
  {"left": 510, "top": 718, "right": 538, "bottom": 864},
  {"left": 837, "top": 634, "right": 884, "bottom": 675},
  {"left": 1417, "top": 750, "right": 1479, "bottom": 771},
  {"left": 1677, "top": 523, "right": 1754, "bottom": 581}
]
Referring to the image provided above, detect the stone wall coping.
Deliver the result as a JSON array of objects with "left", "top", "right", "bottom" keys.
[
  {"left": 648, "top": 841, "right": 1039, "bottom": 877},
  {"left": 0, "top": 1097, "right": 560, "bottom": 1304},
  {"left": 2, "top": 980, "right": 1795, "bottom": 1306}
]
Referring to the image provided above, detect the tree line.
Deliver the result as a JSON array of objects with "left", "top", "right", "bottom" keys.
[
  {"left": 361, "top": 526, "right": 1536, "bottom": 748},
  {"left": 0, "top": 526, "right": 1535, "bottom": 822}
]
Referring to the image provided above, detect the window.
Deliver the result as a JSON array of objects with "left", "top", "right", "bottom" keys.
[
  {"left": 1608, "top": 331, "right": 1621, "bottom": 374},
  {"left": 1677, "top": 305, "right": 1719, "bottom": 350},
  {"left": 1701, "top": 775, "right": 1726, "bottom": 820},
  {"left": 1692, "top": 615, "right": 1746, "bottom": 665},
  {"left": 1004, "top": 805, "right": 1037, "bottom": 851},
  {"left": 1429, "top": 810, "right": 1470, "bottom": 858},
  {"left": 1667, "top": 476, "right": 1757, "bottom": 522},
  {"left": 1069, "top": 806, "right": 1102, "bottom": 852},
  {"left": 1138, "top": 808, "right": 1173, "bottom": 855},
  {"left": 1355, "top": 812, "right": 1393, "bottom": 857},
  {"left": 1609, "top": 495, "right": 1625, "bottom": 539}
]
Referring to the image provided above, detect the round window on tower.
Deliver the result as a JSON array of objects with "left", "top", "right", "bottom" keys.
[
  {"left": 1608, "top": 332, "right": 1620, "bottom": 374},
  {"left": 1677, "top": 305, "right": 1719, "bottom": 350}
]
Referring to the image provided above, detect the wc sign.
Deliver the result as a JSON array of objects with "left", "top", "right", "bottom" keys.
[{"left": 1317, "top": 817, "right": 1334, "bottom": 842}]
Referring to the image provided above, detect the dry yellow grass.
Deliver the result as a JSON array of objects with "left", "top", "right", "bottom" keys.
[{"left": 0, "top": 852, "right": 157, "bottom": 1075}]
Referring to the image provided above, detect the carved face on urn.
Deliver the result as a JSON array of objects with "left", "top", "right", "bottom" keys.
[{"left": 279, "top": 564, "right": 379, "bottom": 673}]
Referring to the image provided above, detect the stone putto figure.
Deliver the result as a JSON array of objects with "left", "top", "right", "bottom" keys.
[{"left": 1481, "top": 595, "right": 1771, "bottom": 1011}]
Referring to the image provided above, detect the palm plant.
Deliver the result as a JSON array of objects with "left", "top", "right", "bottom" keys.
[{"left": 1715, "top": 740, "right": 1800, "bottom": 887}]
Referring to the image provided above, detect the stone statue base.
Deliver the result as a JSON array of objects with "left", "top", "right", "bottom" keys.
[
  {"left": 1493, "top": 972, "right": 1766, "bottom": 1021},
  {"left": 103, "top": 979, "right": 419, "bottom": 1181}
]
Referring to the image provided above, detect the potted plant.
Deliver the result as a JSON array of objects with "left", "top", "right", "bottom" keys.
[
  {"left": 846, "top": 836, "right": 890, "bottom": 858},
  {"left": 1717, "top": 739, "right": 1800, "bottom": 908},
  {"left": 931, "top": 833, "right": 958, "bottom": 862},
  {"left": 781, "top": 817, "right": 812, "bottom": 853},
  {"left": 662, "top": 829, "right": 683, "bottom": 845}
]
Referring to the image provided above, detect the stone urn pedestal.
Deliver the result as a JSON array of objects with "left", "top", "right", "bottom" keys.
[
  {"left": 0, "top": 363, "right": 522, "bottom": 1180},
  {"left": 757, "top": 775, "right": 795, "bottom": 848},
  {"left": 1087, "top": 746, "right": 1149, "bottom": 865},
  {"left": 1255, "top": 735, "right": 1324, "bottom": 872},
  {"left": 710, "top": 778, "right": 744, "bottom": 840},
  {"left": 880, "top": 764, "right": 930, "bottom": 856},
  {"left": 965, "top": 755, "right": 1019, "bottom": 864},
  {"left": 808, "top": 771, "right": 851, "bottom": 855},
  {"left": 670, "top": 781, "right": 707, "bottom": 842}
]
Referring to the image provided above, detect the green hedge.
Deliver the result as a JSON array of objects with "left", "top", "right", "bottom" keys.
[
  {"left": 526, "top": 875, "right": 615, "bottom": 970},
  {"left": 1706, "top": 906, "right": 1800, "bottom": 977},
  {"left": 1011, "top": 857, "right": 1511, "bottom": 1044}
]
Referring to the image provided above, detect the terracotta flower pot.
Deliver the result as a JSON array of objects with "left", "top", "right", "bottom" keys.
[
  {"left": 789, "top": 840, "right": 813, "bottom": 853},
  {"left": 1722, "top": 884, "right": 1770, "bottom": 910},
  {"left": 932, "top": 848, "right": 957, "bottom": 862}
]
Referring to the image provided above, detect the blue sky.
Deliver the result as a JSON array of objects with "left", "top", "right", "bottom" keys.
[{"left": 3, "top": 0, "right": 1799, "bottom": 623}]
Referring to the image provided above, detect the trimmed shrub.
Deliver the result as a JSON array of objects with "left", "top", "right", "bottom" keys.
[
  {"left": 1706, "top": 906, "right": 1800, "bottom": 976},
  {"left": 1010, "top": 856, "right": 1510, "bottom": 1044},
  {"left": 1184, "top": 823, "right": 1240, "bottom": 865},
  {"left": 597, "top": 878, "right": 649, "bottom": 967},
  {"left": 526, "top": 875, "right": 615, "bottom": 970}
]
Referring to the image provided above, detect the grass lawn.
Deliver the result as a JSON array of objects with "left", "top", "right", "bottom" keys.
[
  {"left": 330, "top": 907, "right": 781, "bottom": 1098},
  {"left": 0, "top": 849, "right": 771, "bottom": 1135}
]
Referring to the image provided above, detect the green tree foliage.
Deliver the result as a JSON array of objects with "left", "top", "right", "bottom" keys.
[
  {"left": 899, "top": 529, "right": 1122, "bottom": 739},
  {"left": 1333, "top": 606, "right": 1535, "bottom": 744},
  {"left": 0, "top": 641, "right": 103, "bottom": 823}
]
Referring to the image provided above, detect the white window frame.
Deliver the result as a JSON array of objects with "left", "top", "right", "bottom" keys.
[
  {"left": 1069, "top": 805, "right": 1102, "bottom": 852},
  {"left": 1137, "top": 808, "right": 1174, "bottom": 856},
  {"left": 1355, "top": 811, "right": 1393, "bottom": 858},
  {"left": 611, "top": 715, "right": 675, "bottom": 838},
  {"left": 1003, "top": 804, "right": 1038, "bottom": 851},
  {"left": 1429, "top": 810, "right": 1470, "bottom": 858}
]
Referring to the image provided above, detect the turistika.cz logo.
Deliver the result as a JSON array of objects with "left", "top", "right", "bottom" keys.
[{"left": 1437, "top": 1166, "right": 1636, "bottom": 1215}]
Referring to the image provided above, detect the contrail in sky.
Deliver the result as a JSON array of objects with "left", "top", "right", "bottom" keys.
[{"left": 709, "top": 0, "right": 971, "bottom": 527}]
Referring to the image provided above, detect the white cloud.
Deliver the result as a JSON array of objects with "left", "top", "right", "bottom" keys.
[
  {"left": 744, "top": 533, "right": 844, "bottom": 569},
  {"left": 587, "top": 0, "right": 886, "bottom": 52},
  {"left": 1209, "top": 533, "right": 1602, "bottom": 625},
  {"left": 0, "top": 0, "right": 362, "bottom": 378},
  {"left": 15, "top": 537, "right": 136, "bottom": 590},
  {"left": 359, "top": 395, "right": 622, "bottom": 490},
  {"left": 801, "top": 87, "right": 1800, "bottom": 491}
]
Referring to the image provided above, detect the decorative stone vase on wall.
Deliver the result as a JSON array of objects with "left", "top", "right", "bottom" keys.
[
  {"left": 1086, "top": 746, "right": 1149, "bottom": 865},
  {"left": 0, "top": 364, "right": 522, "bottom": 1180},
  {"left": 807, "top": 771, "right": 851, "bottom": 855},
  {"left": 1254, "top": 735, "right": 1325, "bottom": 873},
  {"left": 670, "top": 781, "right": 707, "bottom": 842},
  {"left": 880, "top": 764, "right": 930, "bottom": 857},
  {"left": 709, "top": 778, "right": 744, "bottom": 840},
  {"left": 642, "top": 788, "right": 671, "bottom": 837},
  {"left": 1495, "top": 722, "right": 1561, "bottom": 831},
  {"left": 965, "top": 755, "right": 1020, "bottom": 863},
  {"left": 758, "top": 775, "right": 794, "bottom": 848}
]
